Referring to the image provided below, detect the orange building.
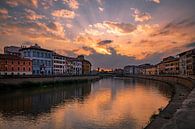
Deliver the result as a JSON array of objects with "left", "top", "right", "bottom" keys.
[
  {"left": 0, "top": 54, "right": 32, "bottom": 76},
  {"left": 77, "top": 55, "right": 91, "bottom": 75},
  {"left": 145, "top": 65, "right": 157, "bottom": 75},
  {"left": 157, "top": 56, "right": 179, "bottom": 75}
]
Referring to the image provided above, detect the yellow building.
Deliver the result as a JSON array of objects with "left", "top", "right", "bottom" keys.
[
  {"left": 145, "top": 66, "right": 157, "bottom": 75},
  {"left": 77, "top": 55, "right": 91, "bottom": 75}
]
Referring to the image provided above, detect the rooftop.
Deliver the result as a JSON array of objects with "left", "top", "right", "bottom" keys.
[{"left": 19, "top": 44, "right": 53, "bottom": 52}]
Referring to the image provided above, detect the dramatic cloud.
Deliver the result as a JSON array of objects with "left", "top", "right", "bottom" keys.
[
  {"left": 0, "top": 8, "right": 8, "bottom": 15},
  {"left": 85, "top": 21, "right": 136, "bottom": 36},
  {"left": 8, "top": 0, "right": 38, "bottom": 8},
  {"left": 0, "top": 8, "right": 9, "bottom": 20},
  {"left": 97, "top": 0, "right": 104, "bottom": 6},
  {"left": 66, "top": 23, "right": 73, "bottom": 28},
  {"left": 52, "top": 9, "right": 75, "bottom": 19},
  {"left": 145, "top": 0, "right": 160, "bottom": 4},
  {"left": 99, "top": 7, "right": 104, "bottom": 12},
  {"left": 0, "top": 20, "right": 66, "bottom": 40},
  {"left": 185, "top": 42, "right": 195, "bottom": 48},
  {"left": 24, "top": 9, "right": 45, "bottom": 20},
  {"left": 6, "top": 1, "right": 18, "bottom": 7},
  {"left": 40, "top": 0, "right": 53, "bottom": 9},
  {"left": 64, "top": 0, "right": 79, "bottom": 9},
  {"left": 131, "top": 8, "right": 152, "bottom": 22},
  {"left": 98, "top": 40, "right": 113, "bottom": 46}
]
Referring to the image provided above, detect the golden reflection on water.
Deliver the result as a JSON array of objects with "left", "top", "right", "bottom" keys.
[
  {"left": 52, "top": 78, "right": 169, "bottom": 129},
  {"left": 0, "top": 78, "right": 171, "bottom": 129}
]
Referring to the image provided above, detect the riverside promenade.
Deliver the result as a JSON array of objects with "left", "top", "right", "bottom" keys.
[
  {"left": 0, "top": 75, "right": 100, "bottom": 89},
  {"left": 124, "top": 75, "right": 195, "bottom": 129}
]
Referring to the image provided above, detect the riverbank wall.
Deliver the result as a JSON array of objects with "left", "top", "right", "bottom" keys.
[
  {"left": 0, "top": 75, "right": 100, "bottom": 90},
  {"left": 123, "top": 75, "right": 195, "bottom": 89},
  {"left": 123, "top": 75, "right": 195, "bottom": 129}
]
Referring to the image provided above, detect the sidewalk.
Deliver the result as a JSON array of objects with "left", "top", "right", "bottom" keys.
[{"left": 162, "top": 88, "right": 195, "bottom": 129}]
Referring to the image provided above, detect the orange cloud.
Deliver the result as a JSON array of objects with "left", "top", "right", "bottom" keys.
[
  {"left": 148, "top": 0, "right": 160, "bottom": 4},
  {"left": 85, "top": 21, "right": 136, "bottom": 36},
  {"left": 8, "top": 0, "right": 38, "bottom": 8},
  {"left": 64, "top": 0, "right": 79, "bottom": 9},
  {"left": 24, "top": 9, "right": 45, "bottom": 20},
  {"left": 0, "top": 8, "right": 8, "bottom": 15},
  {"left": 131, "top": 8, "right": 152, "bottom": 22},
  {"left": 99, "top": 7, "right": 104, "bottom": 12},
  {"left": 52, "top": 9, "right": 75, "bottom": 19},
  {"left": 77, "top": 18, "right": 195, "bottom": 60},
  {"left": 6, "top": 1, "right": 18, "bottom": 7}
]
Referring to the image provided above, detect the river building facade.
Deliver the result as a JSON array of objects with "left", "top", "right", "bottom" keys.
[
  {"left": 124, "top": 65, "right": 140, "bottom": 75},
  {"left": 53, "top": 53, "right": 68, "bottom": 75},
  {"left": 179, "top": 48, "right": 195, "bottom": 75},
  {"left": 19, "top": 44, "right": 53, "bottom": 75},
  {"left": 77, "top": 55, "right": 91, "bottom": 75},
  {"left": 4, "top": 46, "right": 21, "bottom": 56},
  {"left": 0, "top": 54, "right": 32, "bottom": 76}
]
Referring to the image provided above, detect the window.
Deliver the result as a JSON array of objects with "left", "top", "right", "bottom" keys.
[
  {"left": 12, "top": 61, "right": 13, "bottom": 64},
  {"left": 33, "top": 51, "right": 36, "bottom": 56},
  {"left": 18, "top": 61, "right": 20, "bottom": 65},
  {"left": 28, "top": 51, "right": 30, "bottom": 57},
  {"left": 23, "top": 62, "right": 25, "bottom": 65},
  {"left": 23, "top": 67, "right": 25, "bottom": 71},
  {"left": 5, "top": 67, "right": 7, "bottom": 71},
  {"left": 6, "top": 60, "right": 7, "bottom": 64},
  {"left": 18, "top": 67, "right": 20, "bottom": 71},
  {"left": 29, "top": 67, "right": 31, "bottom": 71},
  {"left": 24, "top": 52, "right": 26, "bottom": 57},
  {"left": 12, "top": 67, "right": 14, "bottom": 71},
  {"left": 29, "top": 62, "right": 31, "bottom": 65}
]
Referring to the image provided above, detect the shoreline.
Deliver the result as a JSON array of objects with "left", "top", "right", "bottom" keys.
[
  {"left": 118, "top": 75, "right": 194, "bottom": 129},
  {"left": 0, "top": 75, "right": 100, "bottom": 90}
]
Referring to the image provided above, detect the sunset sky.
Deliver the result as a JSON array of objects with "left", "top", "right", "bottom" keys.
[{"left": 0, "top": 0, "right": 195, "bottom": 69}]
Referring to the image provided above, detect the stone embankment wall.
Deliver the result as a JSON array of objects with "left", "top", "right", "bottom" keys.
[
  {"left": 0, "top": 76, "right": 100, "bottom": 89},
  {"left": 130, "top": 75, "right": 195, "bottom": 89}
]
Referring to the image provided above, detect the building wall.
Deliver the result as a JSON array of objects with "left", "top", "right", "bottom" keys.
[
  {"left": 82, "top": 61, "right": 91, "bottom": 75},
  {"left": 145, "top": 67, "right": 157, "bottom": 75},
  {"left": 72, "top": 60, "right": 82, "bottom": 75},
  {"left": 20, "top": 48, "right": 53, "bottom": 75},
  {"left": 4, "top": 46, "right": 21, "bottom": 56},
  {"left": 124, "top": 66, "right": 140, "bottom": 75},
  {"left": 0, "top": 55, "right": 32, "bottom": 75},
  {"left": 179, "top": 49, "right": 195, "bottom": 75},
  {"left": 53, "top": 54, "right": 67, "bottom": 75},
  {"left": 164, "top": 59, "right": 179, "bottom": 75}
]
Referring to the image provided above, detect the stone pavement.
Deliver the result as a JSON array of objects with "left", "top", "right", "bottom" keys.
[{"left": 162, "top": 88, "right": 195, "bottom": 129}]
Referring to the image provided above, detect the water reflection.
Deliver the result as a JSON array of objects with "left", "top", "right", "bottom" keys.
[{"left": 0, "top": 78, "right": 172, "bottom": 129}]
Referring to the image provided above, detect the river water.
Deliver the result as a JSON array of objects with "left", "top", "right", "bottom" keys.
[{"left": 0, "top": 78, "right": 172, "bottom": 129}]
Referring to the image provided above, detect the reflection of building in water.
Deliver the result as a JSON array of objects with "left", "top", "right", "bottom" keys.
[
  {"left": 133, "top": 78, "right": 173, "bottom": 98},
  {"left": 0, "top": 83, "right": 91, "bottom": 117}
]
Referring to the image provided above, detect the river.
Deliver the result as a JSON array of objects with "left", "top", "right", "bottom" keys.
[{"left": 0, "top": 78, "right": 172, "bottom": 129}]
